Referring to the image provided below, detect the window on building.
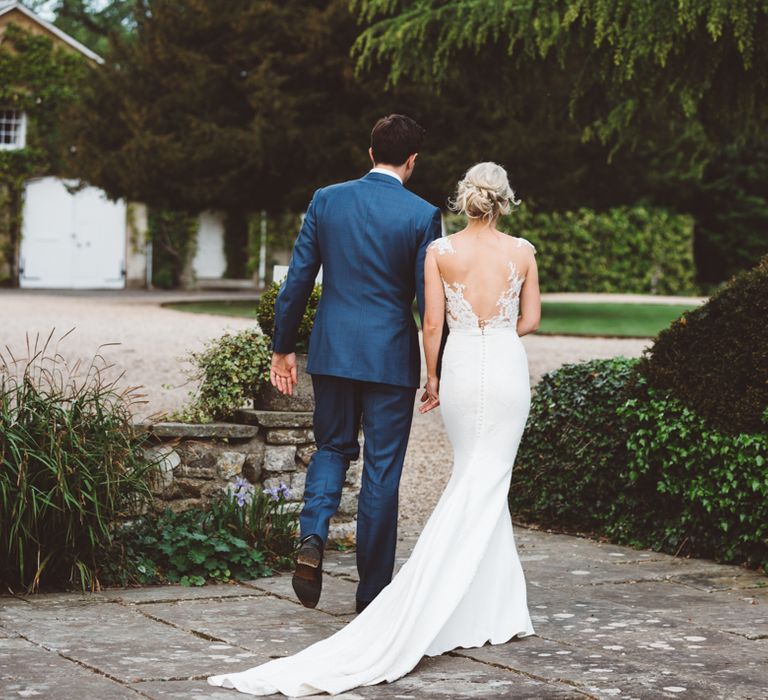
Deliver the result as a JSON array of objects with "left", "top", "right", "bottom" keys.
[{"left": 0, "top": 109, "right": 26, "bottom": 150}]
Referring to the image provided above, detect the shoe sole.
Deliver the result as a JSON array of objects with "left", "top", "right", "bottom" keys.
[{"left": 292, "top": 558, "right": 322, "bottom": 608}]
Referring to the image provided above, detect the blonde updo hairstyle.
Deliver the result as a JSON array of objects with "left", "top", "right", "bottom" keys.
[{"left": 450, "top": 162, "right": 520, "bottom": 222}]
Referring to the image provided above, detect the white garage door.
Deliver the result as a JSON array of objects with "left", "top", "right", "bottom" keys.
[{"left": 19, "top": 177, "right": 126, "bottom": 289}]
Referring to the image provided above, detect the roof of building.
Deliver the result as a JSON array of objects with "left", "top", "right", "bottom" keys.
[{"left": 0, "top": 1, "right": 103, "bottom": 63}]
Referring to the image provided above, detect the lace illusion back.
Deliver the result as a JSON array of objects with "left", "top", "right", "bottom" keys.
[{"left": 430, "top": 235, "right": 535, "bottom": 331}]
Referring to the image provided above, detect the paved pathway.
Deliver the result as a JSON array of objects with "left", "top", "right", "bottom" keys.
[{"left": 2, "top": 529, "right": 766, "bottom": 699}]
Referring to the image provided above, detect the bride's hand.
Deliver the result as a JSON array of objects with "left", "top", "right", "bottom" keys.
[{"left": 419, "top": 376, "right": 440, "bottom": 413}]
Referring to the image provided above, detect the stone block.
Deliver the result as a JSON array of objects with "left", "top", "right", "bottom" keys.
[
  {"left": 242, "top": 445, "right": 265, "bottom": 483},
  {"left": 236, "top": 409, "right": 313, "bottom": 428},
  {"left": 216, "top": 451, "right": 245, "bottom": 479},
  {"left": 337, "top": 490, "right": 358, "bottom": 516},
  {"left": 148, "top": 421, "right": 259, "bottom": 439},
  {"left": 263, "top": 445, "right": 297, "bottom": 472},
  {"left": 160, "top": 478, "right": 202, "bottom": 501},
  {"left": 265, "top": 428, "right": 314, "bottom": 445},
  {"left": 289, "top": 471, "right": 306, "bottom": 502},
  {"left": 328, "top": 519, "right": 357, "bottom": 544},
  {"left": 297, "top": 444, "right": 317, "bottom": 465},
  {"left": 345, "top": 462, "right": 362, "bottom": 487},
  {"left": 176, "top": 442, "right": 217, "bottom": 479},
  {"left": 143, "top": 445, "right": 179, "bottom": 494}
]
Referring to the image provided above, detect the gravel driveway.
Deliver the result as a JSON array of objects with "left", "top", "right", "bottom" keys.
[{"left": 1, "top": 291, "right": 650, "bottom": 528}]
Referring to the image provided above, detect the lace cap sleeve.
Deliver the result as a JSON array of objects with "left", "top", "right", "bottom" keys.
[
  {"left": 429, "top": 237, "right": 456, "bottom": 255},
  {"left": 515, "top": 237, "right": 536, "bottom": 254}
]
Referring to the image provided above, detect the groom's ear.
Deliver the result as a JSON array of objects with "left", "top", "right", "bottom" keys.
[{"left": 368, "top": 147, "right": 376, "bottom": 166}]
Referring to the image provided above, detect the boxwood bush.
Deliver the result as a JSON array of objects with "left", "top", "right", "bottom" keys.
[
  {"left": 509, "top": 359, "right": 768, "bottom": 572},
  {"left": 508, "top": 358, "right": 636, "bottom": 533},
  {"left": 446, "top": 205, "right": 696, "bottom": 295},
  {"left": 257, "top": 281, "right": 321, "bottom": 353},
  {"left": 640, "top": 255, "right": 768, "bottom": 434}
]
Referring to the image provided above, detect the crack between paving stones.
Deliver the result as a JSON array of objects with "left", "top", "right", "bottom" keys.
[
  {"left": 128, "top": 604, "right": 259, "bottom": 652},
  {"left": 122, "top": 592, "right": 266, "bottom": 606},
  {"left": 238, "top": 581, "right": 354, "bottom": 618},
  {"left": 446, "top": 649, "right": 598, "bottom": 698},
  {"left": 13, "top": 631, "right": 153, "bottom": 698}
]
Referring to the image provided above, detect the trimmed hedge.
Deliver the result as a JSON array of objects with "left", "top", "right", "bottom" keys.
[
  {"left": 257, "top": 281, "right": 321, "bottom": 353},
  {"left": 509, "top": 359, "right": 768, "bottom": 572},
  {"left": 640, "top": 255, "right": 768, "bottom": 434},
  {"left": 508, "top": 358, "right": 636, "bottom": 533},
  {"left": 615, "top": 385, "right": 768, "bottom": 569},
  {"left": 445, "top": 205, "right": 696, "bottom": 295}
]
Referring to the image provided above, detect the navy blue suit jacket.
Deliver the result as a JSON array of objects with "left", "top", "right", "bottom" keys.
[{"left": 272, "top": 172, "right": 442, "bottom": 388}]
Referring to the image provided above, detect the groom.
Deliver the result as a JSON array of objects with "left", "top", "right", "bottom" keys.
[{"left": 270, "top": 114, "right": 442, "bottom": 613}]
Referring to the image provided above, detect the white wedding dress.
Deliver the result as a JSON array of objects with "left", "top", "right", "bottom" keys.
[{"left": 208, "top": 235, "right": 537, "bottom": 696}]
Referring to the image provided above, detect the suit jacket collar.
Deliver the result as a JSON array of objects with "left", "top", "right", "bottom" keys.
[{"left": 362, "top": 171, "right": 404, "bottom": 187}]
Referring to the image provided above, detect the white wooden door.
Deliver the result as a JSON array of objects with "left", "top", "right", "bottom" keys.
[{"left": 20, "top": 177, "right": 126, "bottom": 289}]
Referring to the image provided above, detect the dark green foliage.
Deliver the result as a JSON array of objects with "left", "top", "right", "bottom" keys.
[
  {"left": 0, "top": 332, "right": 153, "bottom": 592},
  {"left": 101, "top": 481, "right": 298, "bottom": 586},
  {"left": 510, "top": 358, "right": 768, "bottom": 572},
  {"left": 172, "top": 328, "right": 272, "bottom": 422},
  {"left": 614, "top": 385, "right": 768, "bottom": 571},
  {"left": 257, "top": 281, "right": 321, "bottom": 353},
  {"left": 355, "top": 1, "right": 768, "bottom": 151},
  {"left": 147, "top": 209, "right": 198, "bottom": 289},
  {"left": 25, "top": 0, "right": 135, "bottom": 55},
  {"left": 509, "top": 358, "right": 637, "bottom": 533},
  {"left": 446, "top": 206, "right": 696, "bottom": 295},
  {"left": 640, "top": 256, "right": 768, "bottom": 434}
]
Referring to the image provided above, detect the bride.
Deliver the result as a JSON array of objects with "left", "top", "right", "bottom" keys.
[{"left": 208, "top": 161, "right": 542, "bottom": 696}]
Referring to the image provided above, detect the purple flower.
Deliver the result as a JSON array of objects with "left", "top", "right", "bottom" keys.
[{"left": 230, "top": 476, "right": 255, "bottom": 507}]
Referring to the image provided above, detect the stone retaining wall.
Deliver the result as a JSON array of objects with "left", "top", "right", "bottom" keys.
[{"left": 139, "top": 409, "right": 360, "bottom": 542}]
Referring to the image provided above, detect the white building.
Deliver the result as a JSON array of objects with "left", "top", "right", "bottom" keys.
[{"left": 1, "top": 1, "right": 230, "bottom": 289}]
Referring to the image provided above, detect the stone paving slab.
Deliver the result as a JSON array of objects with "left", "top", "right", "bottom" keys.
[
  {"left": 454, "top": 639, "right": 752, "bottom": 700},
  {"left": 139, "top": 595, "right": 343, "bottom": 659},
  {"left": 0, "top": 598, "right": 257, "bottom": 683},
  {"left": 0, "top": 635, "right": 139, "bottom": 699},
  {"left": 2, "top": 526, "right": 767, "bottom": 699},
  {"left": 591, "top": 580, "right": 768, "bottom": 639},
  {"left": 245, "top": 573, "right": 359, "bottom": 617},
  {"left": 132, "top": 654, "right": 587, "bottom": 699}
]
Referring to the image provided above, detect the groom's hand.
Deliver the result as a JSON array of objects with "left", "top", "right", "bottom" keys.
[
  {"left": 271, "top": 352, "right": 298, "bottom": 396},
  {"left": 419, "top": 377, "right": 440, "bottom": 414}
]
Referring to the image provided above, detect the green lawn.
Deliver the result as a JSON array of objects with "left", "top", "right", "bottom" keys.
[
  {"left": 537, "top": 302, "right": 696, "bottom": 338},
  {"left": 164, "top": 299, "right": 698, "bottom": 338},
  {"left": 164, "top": 300, "right": 260, "bottom": 318}
]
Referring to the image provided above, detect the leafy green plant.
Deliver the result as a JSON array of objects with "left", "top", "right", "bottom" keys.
[
  {"left": 257, "top": 281, "right": 322, "bottom": 353},
  {"left": 101, "top": 478, "right": 298, "bottom": 586},
  {"left": 445, "top": 205, "right": 696, "bottom": 295},
  {"left": 510, "top": 357, "right": 768, "bottom": 573},
  {"left": 614, "top": 383, "right": 768, "bottom": 570},
  {"left": 509, "top": 357, "right": 637, "bottom": 533},
  {"left": 172, "top": 328, "right": 271, "bottom": 422},
  {"left": 640, "top": 255, "right": 768, "bottom": 434},
  {"left": 0, "top": 331, "right": 153, "bottom": 592},
  {"left": 207, "top": 477, "right": 299, "bottom": 570}
]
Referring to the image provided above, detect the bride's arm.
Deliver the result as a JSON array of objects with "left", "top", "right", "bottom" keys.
[
  {"left": 420, "top": 247, "right": 445, "bottom": 413},
  {"left": 517, "top": 253, "right": 541, "bottom": 337}
]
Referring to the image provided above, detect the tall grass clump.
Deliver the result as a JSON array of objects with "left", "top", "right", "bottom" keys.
[{"left": 0, "top": 330, "right": 153, "bottom": 593}]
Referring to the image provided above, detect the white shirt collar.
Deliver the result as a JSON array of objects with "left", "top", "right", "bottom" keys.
[{"left": 369, "top": 167, "right": 403, "bottom": 184}]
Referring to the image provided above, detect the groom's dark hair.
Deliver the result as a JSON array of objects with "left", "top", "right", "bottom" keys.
[{"left": 370, "top": 114, "right": 425, "bottom": 166}]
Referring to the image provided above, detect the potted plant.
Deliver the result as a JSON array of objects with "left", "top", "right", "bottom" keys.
[{"left": 255, "top": 282, "right": 321, "bottom": 412}]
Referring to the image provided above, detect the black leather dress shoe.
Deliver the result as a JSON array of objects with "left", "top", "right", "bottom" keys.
[
  {"left": 292, "top": 534, "right": 324, "bottom": 608},
  {"left": 355, "top": 598, "right": 370, "bottom": 614}
]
